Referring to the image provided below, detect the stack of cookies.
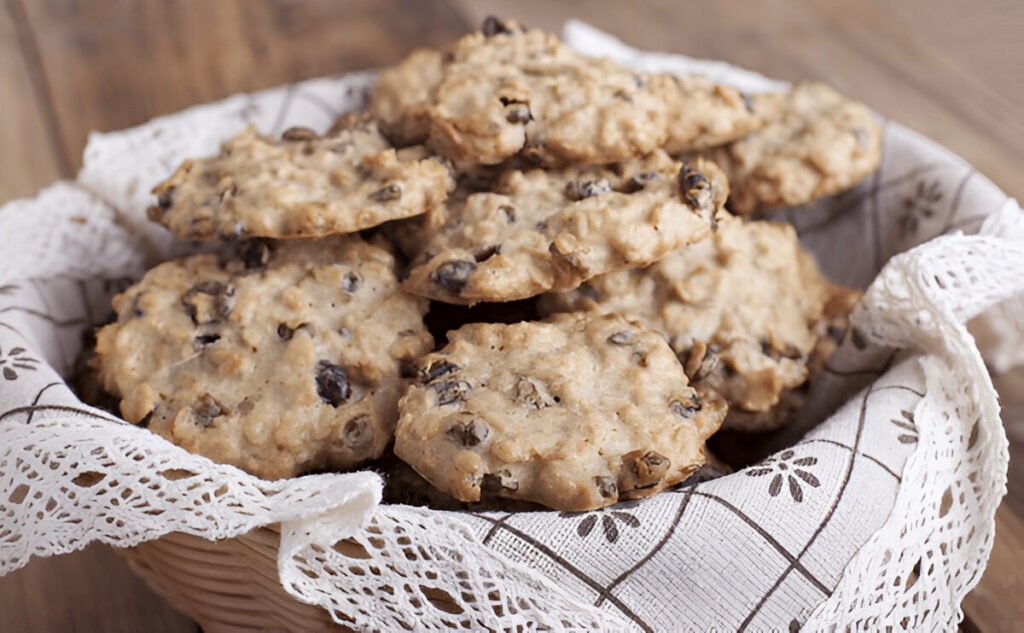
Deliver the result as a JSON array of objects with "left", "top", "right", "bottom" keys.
[{"left": 92, "top": 18, "right": 880, "bottom": 512}]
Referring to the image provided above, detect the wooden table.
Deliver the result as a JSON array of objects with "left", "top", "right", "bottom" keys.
[{"left": 1, "top": 1, "right": 1021, "bottom": 630}]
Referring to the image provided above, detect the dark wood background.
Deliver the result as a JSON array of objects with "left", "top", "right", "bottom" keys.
[{"left": 0, "top": 1, "right": 1021, "bottom": 631}]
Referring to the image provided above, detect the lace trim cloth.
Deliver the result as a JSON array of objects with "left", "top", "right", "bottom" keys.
[{"left": 1, "top": 22, "right": 1021, "bottom": 631}]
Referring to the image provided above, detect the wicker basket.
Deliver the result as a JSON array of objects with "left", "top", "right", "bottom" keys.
[{"left": 119, "top": 529, "right": 347, "bottom": 632}]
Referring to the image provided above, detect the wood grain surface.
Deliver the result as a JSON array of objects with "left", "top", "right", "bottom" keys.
[{"left": 0, "top": 1, "right": 1021, "bottom": 631}]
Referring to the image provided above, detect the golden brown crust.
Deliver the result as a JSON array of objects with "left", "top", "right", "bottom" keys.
[
  {"left": 148, "top": 121, "right": 452, "bottom": 241},
  {"left": 371, "top": 18, "right": 762, "bottom": 167},
  {"left": 706, "top": 82, "right": 882, "bottom": 214},
  {"left": 540, "top": 214, "right": 860, "bottom": 430},
  {"left": 402, "top": 154, "right": 728, "bottom": 305},
  {"left": 394, "top": 312, "right": 726, "bottom": 511},
  {"left": 96, "top": 237, "right": 433, "bottom": 479}
]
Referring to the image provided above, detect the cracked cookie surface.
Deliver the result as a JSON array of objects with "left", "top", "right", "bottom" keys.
[
  {"left": 705, "top": 82, "right": 882, "bottom": 214},
  {"left": 148, "top": 119, "right": 452, "bottom": 241},
  {"left": 96, "top": 236, "right": 433, "bottom": 479},
  {"left": 394, "top": 312, "right": 726, "bottom": 511},
  {"left": 540, "top": 214, "right": 860, "bottom": 430},
  {"left": 402, "top": 154, "right": 728, "bottom": 305}
]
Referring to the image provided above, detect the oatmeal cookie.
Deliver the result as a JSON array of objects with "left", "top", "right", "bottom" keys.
[
  {"left": 705, "top": 82, "right": 882, "bottom": 214},
  {"left": 96, "top": 237, "right": 433, "bottom": 479},
  {"left": 402, "top": 154, "right": 728, "bottom": 305},
  {"left": 394, "top": 312, "right": 726, "bottom": 512},
  {"left": 540, "top": 214, "right": 860, "bottom": 430},
  {"left": 374, "top": 18, "right": 761, "bottom": 167},
  {"left": 148, "top": 119, "right": 452, "bottom": 241}
]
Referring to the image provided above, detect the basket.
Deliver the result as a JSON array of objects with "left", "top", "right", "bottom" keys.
[
  {"left": 2, "top": 22, "right": 1020, "bottom": 632},
  {"left": 120, "top": 528, "right": 345, "bottom": 632}
]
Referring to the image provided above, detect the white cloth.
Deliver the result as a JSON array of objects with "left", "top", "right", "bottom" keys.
[{"left": 1, "top": 22, "right": 1021, "bottom": 631}]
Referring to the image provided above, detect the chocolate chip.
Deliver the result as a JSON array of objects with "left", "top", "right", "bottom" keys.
[
  {"left": 671, "top": 394, "right": 703, "bottom": 417},
  {"left": 432, "top": 380, "right": 471, "bottom": 406},
  {"left": 343, "top": 415, "right": 373, "bottom": 448},
  {"left": 282, "top": 126, "right": 317, "bottom": 141},
  {"left": 370, "top": 184, "right": 402, "bottom": 202},
  {"left": 474, "top": 245, "right": 500, "bottom": 262},
  {"left": 565, "top": 179, "right": 612, "bottom": 201},
  {"left": 342, "top": 271, "right": 362, "bottom": 293},
  {"left": 447, "top": 419, "right": 490, "bottom": 447},
  {"left": 680, "top": 165, "right": 713, "bottom": 210},
  {"left": 608, "top": 331, "right": 636, "bottom": 345},
  {"left": 315, "top": 361, "right": 351, "bottom": 407},
  {"left": 595, "top": 476, "right": 618, "bottom": 499},
  {"left": 193, "top": 393, "right": 224, "bottom": 428},
  {"left": 240, "top": 239, "right": 271, "bottom": 270},
  {"left": 619, "top": 450, "right": 671, "bottom": 494},
  {"left": 481, "top": 16, "right": 514, "bottom": 37},
  {"left": 481, "top": 470, "right": 519, "bottom": 493},
  {"left": 432, "top": 260, "right": 476, "bottom": 293},
  {"left": 622, "top": 172, "right": 658, "bottom": 193},
  {"left": 499, "top": 205, "right": 516, "bottom": 222},
  {"left": 193, "top": 333, "right": 221, "bottom": 349},
  {"left": 505, "top": 104, "right": 531, "bottom": 123},
  {"left": 420, "top": 359, "right": 459, "bottom": 384}
]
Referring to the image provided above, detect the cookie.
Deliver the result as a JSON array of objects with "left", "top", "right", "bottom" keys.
[
  {"left": 96, "top": 236, "right": 433, "bottom": 479},
  {"left": 539, "top": 214, "right": 860, "bottom": 430},
  {"left": 704, "top": 82, "right": 882, "bottom": 214},
  {"left": 394, "top": 312, "right": 726, "bottom": 512},
  {"left": 375, "top": 18, "right": 761, "bottom": 167},
  {"left": 148, "top": 118, "right": 452, "bottom": 241},
  {"left": 402, "top": 154, "right": 729, "bottom": 305}
]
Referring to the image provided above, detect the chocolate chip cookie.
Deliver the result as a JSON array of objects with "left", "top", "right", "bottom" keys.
[
  {"left": 95, "top": 236, "right": 433, "bottom": 479},
  {"left": 374, "top": 18, "right": 761, "bottom": 167},
  {"left": 402, "top": 154, "right": 728, "bottom": 305},
  {"left": 394, "top": 312, "right": 726, "bottom": 511},
  {"left": 705, "top": 82, "right": 882, "bottom": 214},
  {"left": 539, "top": 214, "right": 860, "bottom": 430},
  {"left": 148, "top": 119, "right": 452, "bottom": 241}
]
